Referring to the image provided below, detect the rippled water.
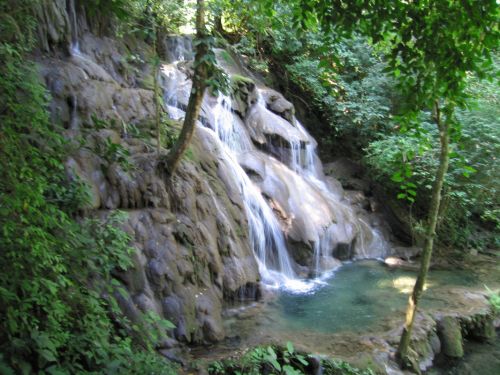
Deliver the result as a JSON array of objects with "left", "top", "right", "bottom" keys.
[{"left": 267, "top": 260, "right": 478, "bottom": 334}]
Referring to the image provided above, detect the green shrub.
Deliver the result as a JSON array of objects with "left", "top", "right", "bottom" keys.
[
  {"left": 0, "top": 2, "right": 176, "bottom": 373},
  {"left": 364, "top": 66, "right": 500, "bottom": 251},
  {"left": 209, "top": 342, "right": 373, "bottom": 375}
]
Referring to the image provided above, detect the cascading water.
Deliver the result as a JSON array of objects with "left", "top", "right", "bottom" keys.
[
  {"left": 68, "top": 0, "right": 81, "bottom": 55},
  {"left": 161, "top": 46, "right": 390, "bottom": 292},
  {"left": 205, "top": 95, "right": 318, "bottom": 291}
]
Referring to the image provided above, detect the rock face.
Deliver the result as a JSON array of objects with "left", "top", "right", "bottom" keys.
[
  {"left": 384, "top": 288, "right": 497, "bottom": 373},
  {"left": 34, "top": 0, "right": 395, "bottom": 346},
  {"left": 35, "top": 2, "right": 259, "bottom": 345}
]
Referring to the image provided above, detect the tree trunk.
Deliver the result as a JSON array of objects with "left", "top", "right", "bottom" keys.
[
  {"left": 153, "top": 58, "right": 161, "bottom": 156},
  {"left": 163, "top": 0, "right": 207, "bottom": 175},
  {"left": 397, "top": 101, "right": 450, "bottom": 370},
  {"left": 214, "top": 15, "right": 224, "bottom": 35},
  {"left": 149, "top": 1, "right": 161, "bottom": 157}
]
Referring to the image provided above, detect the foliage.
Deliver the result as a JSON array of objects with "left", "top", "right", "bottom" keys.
[
  {"left": 195, "top": 35, "right": 231, "bottom": 94},
  {"left": 321, "top": 359, "right": 375, "bottom": 375},
  {"left": 365, "top": 62, "right": 500, "bottom": 250},
  {"left": 218, "top": 2, "right": 396, "bottom": 155},
  {"left": 74, "top": 0, "right": 191, "bottom": 40},
  {"left": 95, "top": 137, "right": 134, "bottom": 172},
  {"left": 141, "top": 0, "right": 188, "bottom": 34},
  {"left": 288, "top": 0, "right": 498, "bottom": 366},
  {"left": 222, "top": 0, "right": 499, "bottom": 251},
  {"left": 277, "top": 33, "right": 395, "bottom": 153},
  {"left": 84, "top": 0, "right": 133, "bottom": 21},
  {"left": 209, "top": 342, "right": 373, "bottom": 375},
  {"left": 209, "top": 343, "right": 307, "bottom": 375},
  {"left": 0, "top": 2, "right": 176, "bottom": 373},
  {"left": 485, "top": 285, "right": 500, "bottom": 315}
]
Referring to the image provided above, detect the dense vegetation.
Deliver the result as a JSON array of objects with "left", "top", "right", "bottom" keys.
[
  {"left": 215, "top": 0, "right": 499, "bottom": 253},
  {"left": 0, "top": 1, "right": 177, "bottom": 373},
  {"left": 209, "top": 343, "right": 375, "bottom": 375}
]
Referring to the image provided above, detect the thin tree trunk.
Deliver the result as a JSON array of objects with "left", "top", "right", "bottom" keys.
[
  {"left": 397, "top": 101, "right": 450, "bottom": 370},
  {"left": 153, "top": 61, "right": 161, "bottom": 156},
  {"left": 164, "top": 0, "right": 207, "bottom": 175},
  {"left": 150, "top": 2, "right": 161, "bottom": 157},
  {"left": 214, "top": 15, "right": 224, "bottom": 35}
]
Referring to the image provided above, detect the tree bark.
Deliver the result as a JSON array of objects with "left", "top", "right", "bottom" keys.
[
  {"left": 397, "top": 101, "right": 450, "bottom": 369},
  {"left": 214, "top": 15, "right": 224, "bottom": 35},
  {"left": 153, "top": 61, "right": 161, "bottom": 157},
  {"left": 163, "top": 0, "right": 207, "bottom": 175}
]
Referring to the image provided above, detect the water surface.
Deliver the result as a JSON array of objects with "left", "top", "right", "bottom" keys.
[{"left": 267, "top": 260, "right": 478, "bottom": 334}]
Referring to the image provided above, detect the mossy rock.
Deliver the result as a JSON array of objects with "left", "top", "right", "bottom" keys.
[
  {"left": 230, "top": 74, "right": 257, "bottom": 117},
  {"left": 230, "top": 74, "right": 255, "bottom": 86},
  {"left": 219, "top": 49, "right": 236, "bottom": 65},
  {"left": 437, "top": 316, "right": 464, "bottom": 358},
  {"left": 463, "top": 313, "right": 496, "bottom": 342}
]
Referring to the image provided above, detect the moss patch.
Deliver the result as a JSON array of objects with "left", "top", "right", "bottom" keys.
[{"left": 438, "top": 316, "right": 464, "bottom": 358}]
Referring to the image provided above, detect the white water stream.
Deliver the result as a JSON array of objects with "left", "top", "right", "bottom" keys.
[{"left": 161, "top": 43, "right": 390, "bottom": 293}]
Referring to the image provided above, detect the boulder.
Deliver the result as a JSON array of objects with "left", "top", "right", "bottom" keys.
[
  {"left": 437, "top": 316, "right": 464, "bottom": 358},
  {"left": 231, "top": 74, "right": 258, "bottom": 117},
  {"left": 260, "top": 88, "right": 295, "bottom": 123}
]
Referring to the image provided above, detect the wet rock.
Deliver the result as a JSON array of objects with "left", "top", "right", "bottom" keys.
[
  {"left": 334, "top": 242, "right": 354, "bottom": 261},
  {"left": 147, "top": 259, "right": 167, "bottom": 289},
  {"left": 163, "top": 296, "right": 183, "bottom": 321},
  {"left": 202, "top": 316, "right": 225, "bottom": 342},
  {"left": 224, "top": 282, "right": 262, "bottom": 302},
  {"left": 461, "top": 312, "right": 496, "bottom": 342},
  {"left": 373, "top": 185, "right": 414, "bottom": 244},
  {"left": 231, "top": 75, "right": 257, "bottom": 117},
  {"left": 260, "top": 88, "right": 295, "bottom": 123},
  {"left": 384, "top": 257, "right": 420, "bottom": 271},
  {"left": 245, "top": 103, "right": 308, "bottom": 146},
  {"left": 393, "top": 246, "right": 422, "bottom": 260},
  {"left": 157, "top": 337, "right": 179, "bottom": 350},
  {"left": 121, "top": 249, "right": 148, "bottom": 292},
  {"left": 159, "top": 348, "right": 186, "bottom": 366},
  {"left": 287, "top": 239, "right": 313, "bottom": 267},
  {"left": 430, "top": 330, "right": 442, "bottom": 355},
  {"left": 34, "top": 0, "right": 73, "bottom": 52}
]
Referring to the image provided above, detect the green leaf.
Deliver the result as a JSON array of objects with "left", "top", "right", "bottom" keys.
[
  {"left": 283, "top": 364, "right": 302, "bottom": 375},
  {"left": 391, "top": 172, "right": 404, "bottom": 182},
  {"left": 286, "top": 341, "right": 294, "bottom": 354},
  {"left": 296, "top": 355, "right": 309, "bottom": 366},
  {"left": 39, "top": 349, "right": 57, "bottom": 362}
]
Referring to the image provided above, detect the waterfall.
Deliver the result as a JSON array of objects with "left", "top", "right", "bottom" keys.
[
  {"left": 162, "top": 69, "right": 318, "bottom": 291},
  {"left": 163, "top": 35, "right": 193, "bottom": 63},
  {"left": 68, "top": 0, "right": 80, "bottom": 55},
  {"left": 209, "top": 95, "right": 316, "bottom": 292},
  {"left": 161, "top": 44, "right": 390, "bottom": 293},
  {"left": 296, "top": 120, "right": 320, "bottom": 178}
]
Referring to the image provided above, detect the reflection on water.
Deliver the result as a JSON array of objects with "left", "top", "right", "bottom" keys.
[
  {"left": 227, "top": 260, "right": 478, "bottom": 336},
  {"left": 265, "top": 260, "right": 476, "bottom": 334},
  {"left": 191, "top": 260, "right": 493, "bottom": 366}
]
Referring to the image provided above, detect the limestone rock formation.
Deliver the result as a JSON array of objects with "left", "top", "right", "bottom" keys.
[{"left": 36, "top": 2, "right": 260, "bottom": 345}]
